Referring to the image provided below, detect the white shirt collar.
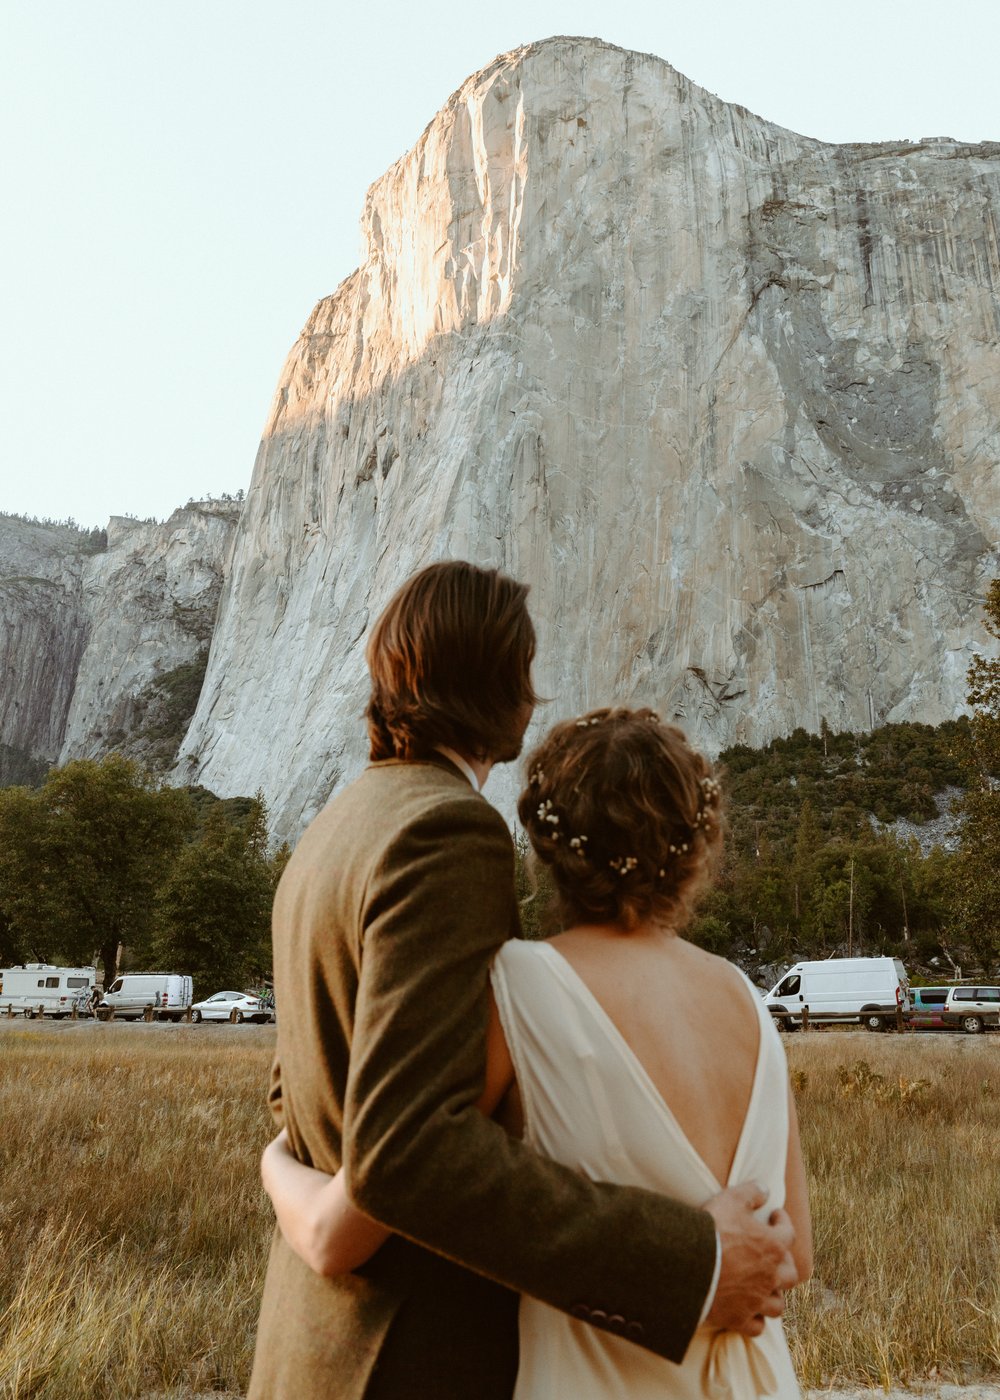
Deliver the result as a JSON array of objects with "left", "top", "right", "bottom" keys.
[{"left": 434, "top": 745, "right": 481, "bottom": 793}]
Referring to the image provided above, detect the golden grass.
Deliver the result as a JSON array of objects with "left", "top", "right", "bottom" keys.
[
  {"left": 785, "top": 1032, "right": 1000, "bottom": 1388},
  {"left": 0, "top": 1025, "right": 273, "bottom": 1399},
  {"left": 1, "top": 1024, "right": 999, "bottom": 1395}
]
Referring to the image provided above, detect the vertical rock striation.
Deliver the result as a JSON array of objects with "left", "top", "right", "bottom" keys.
[
  {"left": 59, "top": 503, "right": 240, "bottom": 769},
  {"left": 0, "top": 504, "right": 238, "bottom": 785},
  {"left": 0, "top": 517, "right": 91, "bottom": 784}
]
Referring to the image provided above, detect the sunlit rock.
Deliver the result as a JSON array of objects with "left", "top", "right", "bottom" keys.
[{"left": 177, "top": 37, "right": 1000, "bottom": 835}]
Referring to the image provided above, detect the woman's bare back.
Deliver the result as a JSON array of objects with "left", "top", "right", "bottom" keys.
[{"left": 548, "top": 926, "right": 761, "bottom": 1186}]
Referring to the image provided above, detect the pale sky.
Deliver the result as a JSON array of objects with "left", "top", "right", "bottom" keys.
[{"left": 3, "top": 0, "right": 998, "bottom": 529}]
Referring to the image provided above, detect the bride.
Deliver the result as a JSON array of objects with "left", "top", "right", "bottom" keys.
[{"left": 261, "top": 708, "right": 812, "bottom": 1398}]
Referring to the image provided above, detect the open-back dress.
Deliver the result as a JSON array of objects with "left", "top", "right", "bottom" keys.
[{"left": 490, "top": 939, "right": 800, "bottom": 1400}]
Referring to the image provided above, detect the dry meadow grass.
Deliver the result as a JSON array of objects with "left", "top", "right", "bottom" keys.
[
  {"left": 1, "top": 1022, "right": 999, "bottom": 1396},
  {"left": 0, "top": 1022, "right": 273, "bottom": 1399},
  {"left": 784, "top": 1032, "right": 1000, "bottom": 1388}
]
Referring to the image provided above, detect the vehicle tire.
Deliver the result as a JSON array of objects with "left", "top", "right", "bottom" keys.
[
  {"left": 234, "top": 1010, "right": 245, "bottom": 1024},
  {"left": 962, "top": 1015, "right": 984, "bottom": 1035},
  {"left": 864, "top": 1014, "right": 885, "bottom": 1032},
  {"left": 191, "top": 1009, "right": 202, "bottom": 1024},
  {"left": 22, "top": 1008, "right": 33, "bottom": 1019}
]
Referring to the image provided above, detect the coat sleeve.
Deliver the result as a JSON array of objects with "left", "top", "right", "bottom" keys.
[{"left": 341, "top": 794, "right": 717, "bottom": 1364}]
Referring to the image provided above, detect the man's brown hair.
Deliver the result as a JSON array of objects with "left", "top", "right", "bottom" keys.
[{"left": 366, "top": 560, "right": 538, "bottom": 763}]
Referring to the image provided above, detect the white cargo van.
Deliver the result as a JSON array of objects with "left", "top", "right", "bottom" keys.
[
  {"left": 0, "top": 964, "right": 97, "bottom": 1017},
  {"left": 764, "top": 957, "right": 910, "bottom": 1032},
  {"left": 96, "top": 973, "right": 193, "bottom": 1022}
]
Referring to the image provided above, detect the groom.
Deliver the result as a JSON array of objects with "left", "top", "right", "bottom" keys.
[{"left": 249, "top": 560, "right": 795, "bottom": 1399}]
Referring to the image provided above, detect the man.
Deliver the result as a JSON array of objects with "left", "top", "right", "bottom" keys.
[{"left": 249, "top": 560, "right": 795, "bottom": 1399}]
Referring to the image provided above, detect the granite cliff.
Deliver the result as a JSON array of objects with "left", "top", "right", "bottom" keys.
[
  {"left": 0, "top": 503, "right": 238, "bottom": 783},
  {"left": 176, "top": 37, "right": 1000, "bottom": 835},
  {"left": 0, "top": 517, "right": 91, "bottom": 785}
]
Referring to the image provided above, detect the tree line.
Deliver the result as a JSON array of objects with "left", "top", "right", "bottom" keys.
[{"left": 0, "top": 758, "right": 288, "bottom": 997}]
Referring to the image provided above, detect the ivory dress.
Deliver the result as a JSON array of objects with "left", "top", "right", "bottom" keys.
[{"left": 490, "top": 939, "right": 800, "bottom": 1400}]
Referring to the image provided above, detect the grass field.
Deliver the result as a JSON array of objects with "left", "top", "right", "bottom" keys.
[{"left": 1, "top": 1022, "right": 999, "bottom": 1397}]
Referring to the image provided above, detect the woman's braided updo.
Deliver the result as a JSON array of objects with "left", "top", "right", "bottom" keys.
[{"left": 516, "top": 707, "right": 724, "bottom": 932}]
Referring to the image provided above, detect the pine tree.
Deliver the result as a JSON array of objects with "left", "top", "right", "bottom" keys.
[{"left": 953, "top": 580, "right": 1000, "bottom": 972}]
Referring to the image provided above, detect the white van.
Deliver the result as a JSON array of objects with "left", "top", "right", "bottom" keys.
[
  {"left": 764, "top": 957, "right": 910, "bottom": 1032},
  {"left": 0, "top": 963, "right": 97, "bottom": 1018},
  {"left": 96, "top": 973, "right": 193, "bottom": 1022}
]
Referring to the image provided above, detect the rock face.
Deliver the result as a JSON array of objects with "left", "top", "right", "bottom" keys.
[
  {"left": 0, "top": 504, "right": 238, "bottom": 783},
  {"left": 0, "top": 517, "right": 91, "bottom": 784},
  {"left": 177, "top": 36, "right": 1000, "bottom": 836},
  {"left": 60, "top": 503, "right": 240, "bottom": 769}
]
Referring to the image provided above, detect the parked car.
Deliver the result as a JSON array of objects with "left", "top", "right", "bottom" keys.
[
  {"left": 764, "top": 956, "right": 910, "bottom": 1031},
  {"left": 96, "top": 973, "right": 192, "bottom": 1022},
  {"left": 942, "top": 986, "right": 1000, "bottom": 1035},
  {"left": 190, "top": 990, "right": 270, "bottom": 1024},
  {"left": 905, "top": 986, "right": 953, "bottom": 1029}
]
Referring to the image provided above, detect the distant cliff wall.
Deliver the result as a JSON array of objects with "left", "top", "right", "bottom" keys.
[
  {"left": 173, "top": 36, "right": 1000, "bottom": 837},
  {"left": 60, "top": 504, "right": 239, "bottom": 770},
  {"left": 0, "top": 504, "right": 238, "bottom": 785},
  {"left": 0, "top": 518, "right": 91, "bottom": 784}
]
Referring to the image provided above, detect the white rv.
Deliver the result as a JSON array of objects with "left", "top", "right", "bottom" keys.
[
  {"left": 96, "top": 972, "right": 193, "bottom": 1022},
  {"left": 0, "top": 963, "right": 97, "bottom": 1017},
  {"left": 764, "top": 957, "right": 910, "bottom": 1032}
]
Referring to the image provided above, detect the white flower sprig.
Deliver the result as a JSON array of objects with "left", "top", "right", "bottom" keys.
[{"left": 609, "top": 855, "right": 638, "bottom": 875}]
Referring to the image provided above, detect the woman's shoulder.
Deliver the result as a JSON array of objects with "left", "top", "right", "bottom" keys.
[
  {"left": 678, "top": 938, "right": 758, "bottom": 990},
  {"left": 493, "top": 937, "right": 553, "bottom": 971}
]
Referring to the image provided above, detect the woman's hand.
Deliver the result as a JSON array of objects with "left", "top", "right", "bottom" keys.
[{"left": 260, "top": 1129, "right": 391, "bottom": 1277}]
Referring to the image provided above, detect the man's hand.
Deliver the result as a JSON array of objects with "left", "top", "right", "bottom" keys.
[{"left": 702, "top": 1183, "right": 798, "bottom": 1337}]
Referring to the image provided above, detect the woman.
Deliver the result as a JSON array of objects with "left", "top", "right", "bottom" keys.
[{"left": 261, "top": 708, "right": 812, "bottom": 1398}]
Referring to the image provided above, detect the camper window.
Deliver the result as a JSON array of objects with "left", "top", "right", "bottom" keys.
[
  {"left": 67, "top": 977, "right": 88, "bottom": 989},
  {"left": 45, "top": 977, "right": 59, "bottom": 988}
]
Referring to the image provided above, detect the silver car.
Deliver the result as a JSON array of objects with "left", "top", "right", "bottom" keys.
[
  {"left": 189, "top": 990, "right": 270, "bottom": 1024},
  {"left": 942, "top": 985, "right": 1000, "bottom": 1034}
]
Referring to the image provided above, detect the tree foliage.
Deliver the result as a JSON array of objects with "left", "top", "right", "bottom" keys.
[
  {"left": 150, "top": 793, "right": 278, "bottom": 997},
  {"left": 0, "top": 756, "right": 192, "bottom": 985},
  {"left": 952, "top": 580, "right": 1000, "bottom": 972}
]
